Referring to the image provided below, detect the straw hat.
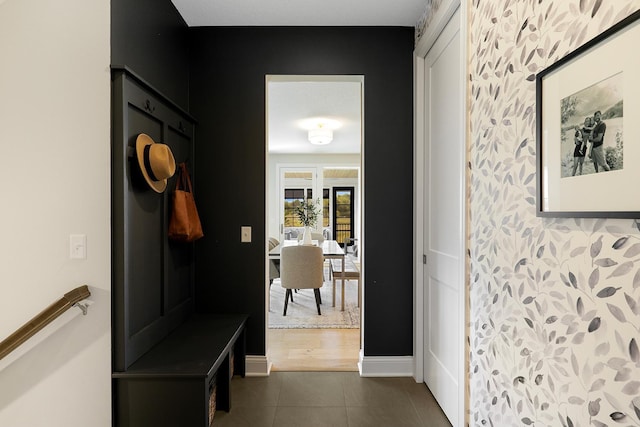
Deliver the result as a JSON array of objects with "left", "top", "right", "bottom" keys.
[{"left": 136, "top": 133, "right": 176, "bottom": 193}]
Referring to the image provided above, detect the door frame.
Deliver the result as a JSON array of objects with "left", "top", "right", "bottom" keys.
[
  {"left": 265, "top": 75, "right": 365, "bottom": 373},
  {"left": 413, "top": 0, "right": 468, "bottom": 424}
]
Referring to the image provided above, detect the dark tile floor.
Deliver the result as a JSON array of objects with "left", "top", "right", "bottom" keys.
[{"left": 213, "top": 372, "right": 452, "bottom": 426}]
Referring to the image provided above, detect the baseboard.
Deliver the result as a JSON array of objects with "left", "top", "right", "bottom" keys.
[
  {"left": 246, "top": 353, "right": 414, "bottom": 378},
  {"left": 244, "top": 355, "right": 271, "bottom": 377},
  {"left": 358, "top": 350, "right": 415, "bottom": 377}
]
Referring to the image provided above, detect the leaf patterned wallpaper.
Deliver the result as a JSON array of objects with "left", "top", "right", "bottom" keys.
[
  {"left": 468, "top": 1, "right": 640, "bottom": 426},
  {"left": 415, "top": 0, "right": 440, "bottom": 42}
]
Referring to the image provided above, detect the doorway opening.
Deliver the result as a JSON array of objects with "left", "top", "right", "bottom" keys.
[{"left": 265, "top": 75, "right": 364, "bottom": 372}]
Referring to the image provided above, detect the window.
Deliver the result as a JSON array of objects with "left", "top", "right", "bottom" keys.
[
  {"left": 284, "top": 188, "right": 329, "bottom": 228},
  {"left": 283, "top": 189, "right": 309, "bottom": 227}
]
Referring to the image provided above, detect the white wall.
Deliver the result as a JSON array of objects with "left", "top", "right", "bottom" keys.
[{"left": 0, "top": 0, "right": 111, "bottom": 425}]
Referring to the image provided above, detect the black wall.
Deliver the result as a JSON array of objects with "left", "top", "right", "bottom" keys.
[
  {"left": 111, "top": 0, "right": 190, "bottom": 110},
  {"left": 189, "top": 27, "right": 415, "bottom": 357},
  {"left": 111, "top": 0, "right": 196, "bottom": 370},
  {"left": 111, "top": 0, "right": 416, "bottom": 359}
]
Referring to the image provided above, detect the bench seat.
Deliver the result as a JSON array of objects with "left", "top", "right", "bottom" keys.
[{"left": 113, "top": 313, "right": 247, "bottom": 426}]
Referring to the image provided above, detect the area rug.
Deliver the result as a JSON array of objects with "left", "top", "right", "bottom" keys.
[{"left": 268, "top": 275, "right": 360, "bottom": 329}]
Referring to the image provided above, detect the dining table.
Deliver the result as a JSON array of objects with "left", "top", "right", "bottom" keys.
[{"left": 269, "top": 240, "right": 348, "bottom": 311}]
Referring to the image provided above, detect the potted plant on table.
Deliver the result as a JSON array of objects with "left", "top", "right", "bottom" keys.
[{"left": 295, "top": 198, "right": 320, "bottom": 245}]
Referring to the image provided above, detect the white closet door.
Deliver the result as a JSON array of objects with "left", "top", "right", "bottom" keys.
[{"left": 423, "top": 7, "right": 463, "bottom": 426}]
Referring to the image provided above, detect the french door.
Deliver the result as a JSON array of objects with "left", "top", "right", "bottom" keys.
[
  {"left": 278, "top": 166, "right": 320, "bottom": 241},
  {"left": 332, "top": 187, "right": 354, "bottom": 247}
]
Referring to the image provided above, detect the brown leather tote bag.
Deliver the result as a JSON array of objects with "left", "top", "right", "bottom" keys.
[{"left": 168, "top": 163, "right": 204, "bottom": 242}]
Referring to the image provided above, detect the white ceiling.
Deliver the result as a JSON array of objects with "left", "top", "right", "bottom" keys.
[
  {"left": 171, "top": 0, "right": 426, "bottom": 27},
  {"left": 170, "top": 0, "right": 425, "bottom": 154},
  {"left": 267, "top": 77, "right": 363, "bottom": 154}
]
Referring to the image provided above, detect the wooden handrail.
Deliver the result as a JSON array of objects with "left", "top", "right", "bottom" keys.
[{"left": 0, "top": 285, "right": 91, "bottom": 361}]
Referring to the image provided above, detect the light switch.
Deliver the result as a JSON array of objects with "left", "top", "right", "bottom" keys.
[
  {"left": 241, "top": 226, "right": 251, "bottom": 243},
  {"left": 70, "top": 234, "right": 87, "bottom": 259}
]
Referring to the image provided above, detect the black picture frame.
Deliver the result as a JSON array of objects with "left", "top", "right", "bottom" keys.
[{"left": 536, "top": 10, "right": 640, "bottom": 218}]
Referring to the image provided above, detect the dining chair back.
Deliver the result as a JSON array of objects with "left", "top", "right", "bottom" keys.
[
  {"left": 280, "top": 245, "right": 324, "bottom": 315},
  {"left": 268, "top": 237, "right": 280, "bottom": 284},
  {"left": 297, "top": 231, "right": 325, "bottom": 244}
]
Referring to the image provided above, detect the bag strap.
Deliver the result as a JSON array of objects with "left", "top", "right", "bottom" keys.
[
  {"left": 174, "top": 163, "right": 184, "bottom": 191},
  {"left": 182, "top": 164, "right": 194, "bottom": 194},
  {"left": 174, "top": 163, "right": 194, "bottom": 193}
]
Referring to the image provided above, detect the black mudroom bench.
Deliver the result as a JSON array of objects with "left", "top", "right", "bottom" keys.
[{"left": 113, "top": 314, "right": 248, "bottom": 427}]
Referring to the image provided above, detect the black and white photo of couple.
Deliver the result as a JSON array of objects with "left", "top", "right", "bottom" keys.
[{"left": 560, "top": 72, "right": 624, "bottom": 178}]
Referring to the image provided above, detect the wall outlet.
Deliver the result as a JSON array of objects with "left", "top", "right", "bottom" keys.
[{"left": 241, "top": 226, "right": 251, "bottom": 243}]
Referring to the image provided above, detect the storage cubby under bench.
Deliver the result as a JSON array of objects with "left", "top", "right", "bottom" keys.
[{"left": 113, "top": 314, "right": 247, "bottom": 427}]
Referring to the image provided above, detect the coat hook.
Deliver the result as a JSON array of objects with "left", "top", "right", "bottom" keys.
[{"left": 144, "top": 99, "right": 155, "bottom": 113}]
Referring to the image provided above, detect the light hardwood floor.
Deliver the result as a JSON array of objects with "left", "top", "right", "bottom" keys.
[{"left": 268, "top": 328, "right": 360, "bottom": 372}]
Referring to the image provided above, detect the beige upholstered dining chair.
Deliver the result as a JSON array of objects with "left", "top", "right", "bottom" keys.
[
  {"left": 296, "top": 232, "right": 327, "bottom": 279},
  {"left": 280, "top": 245, "right": 324, "bottom": 315},
  {"left": 297, "top": 231, "right": 325, "bottom": 243}
]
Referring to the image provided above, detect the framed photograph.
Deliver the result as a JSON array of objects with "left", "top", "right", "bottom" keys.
[{"left": 536, "top": 10, "right": 640, "bottom": 218}]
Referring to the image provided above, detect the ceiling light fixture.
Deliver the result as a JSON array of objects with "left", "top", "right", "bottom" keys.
[{"left": 308, "top": 124, "right": 333, "bottom": 145}]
